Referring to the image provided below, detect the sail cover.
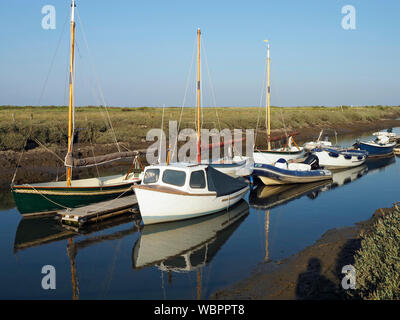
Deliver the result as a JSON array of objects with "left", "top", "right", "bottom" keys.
[
  {"left": 64, "top": 151, "right": 140, "bottom": 168},
  {"left": 205, "top": 166, "right": 248, "bottom": 197}
]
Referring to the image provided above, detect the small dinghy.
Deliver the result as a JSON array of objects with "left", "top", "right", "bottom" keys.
[
  {"left": 303, "top": 129, "right": 339, "bottom": 152},
  {"left": 253, "top": 154, "right": 332, "bottom": 186},
  {"left": 357, "top": 134, "right": 396, "bottom": 157},
  {"left": 311, "top": 147, "right": 368, "bottom": 169},
  {"left": 133, "top": 163, "right": 249, "bottom": 225}
]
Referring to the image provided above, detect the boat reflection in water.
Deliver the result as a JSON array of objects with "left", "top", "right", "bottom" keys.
[
  {"left": 249, "top": 180, "right": 331, "bottom": 210},
  {"left": 132, "top": 200, "right": 249, "bottom": 298},
  {"left": 133, "top": 200, "right": 249, "bottom": 271},
  {"left": 250, "top": 164, "right": 371, "bottom": 210},
  {"left": 365, "top": 155, "right": 396, "bottom": 174},
  {"left": 13, "top": 214, "right": 140, "bottom": 299},
  {"left": 320, "top": 165, "right": 368, "bottom": 191}
]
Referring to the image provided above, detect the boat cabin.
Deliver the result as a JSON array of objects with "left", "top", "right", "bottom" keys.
[{"left": 141, "top": 163, "right": 248, "bottom": 197}]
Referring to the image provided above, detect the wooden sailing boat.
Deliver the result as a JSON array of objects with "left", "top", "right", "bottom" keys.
[
  {"left": 11, "top": 0, "right": 141, "bottom": 216},
  {"left": 253, "top": 41, "right": 304, "bottom": 165}
]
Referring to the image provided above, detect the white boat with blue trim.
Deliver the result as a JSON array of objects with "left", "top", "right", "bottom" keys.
[
  {"left": 253, "top": 155, "right": 332, "bottom": 186},
  {"left": 311, "top": 147, "right": 368, "bottom": 169}
]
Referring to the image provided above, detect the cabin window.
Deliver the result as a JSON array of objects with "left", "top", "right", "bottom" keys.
[
  {"left": 162, "top": 169, "right": 186, "bottom": 187},
  {"left": 143, "top": 169, "right": 160, "bottom": 184},
  {"left": 189, "top": 170, "right": 206, "bottom": 189}
]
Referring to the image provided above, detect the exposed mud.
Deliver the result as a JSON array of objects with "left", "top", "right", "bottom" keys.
[
  {"left": 211, "top": 207, "right": 394, "bottom": 300},
  {"left": 1, "top": 118, "right": 399, "bottom": 188}
]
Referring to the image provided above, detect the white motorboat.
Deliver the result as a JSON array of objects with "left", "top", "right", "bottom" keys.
[
  {"left": 134, "top": 163, "right": 249, "bottom": 225},
  {"left": 311, "top": 147, "right": 368, "bottom": 169}
]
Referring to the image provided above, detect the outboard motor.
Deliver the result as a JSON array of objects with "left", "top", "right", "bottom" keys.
[{"left": 303, "top": 154, "right": 320, "bottom": 170}]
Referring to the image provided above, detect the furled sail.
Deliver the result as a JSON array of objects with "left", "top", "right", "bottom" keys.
[{"left": 64, "top": 150, "right": 140, "bottom": 168}]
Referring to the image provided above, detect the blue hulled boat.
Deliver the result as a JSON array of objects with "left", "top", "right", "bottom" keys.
[{"left": 357, "top": 133, "right": 396, "bottom": 157}]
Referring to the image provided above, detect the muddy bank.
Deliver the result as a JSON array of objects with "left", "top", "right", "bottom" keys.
[
  {"left": 1, "top": 118, "right": 399, "bottom": 188},
  {"left": 0, "top": 143, "right": 144, "bottom": 188},
  {"left": 211, "top": 207, "right": 394, "bottom": 300}
]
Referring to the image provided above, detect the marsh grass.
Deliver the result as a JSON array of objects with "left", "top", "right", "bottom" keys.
[
  {"left": 1, "top": 105, "right": 399, "bottom": 151},
  {"left": 349, "top": 205, "right": 400, "bottom": 300}
]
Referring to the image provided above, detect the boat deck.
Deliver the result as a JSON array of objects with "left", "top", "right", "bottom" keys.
[{"left": 58, "top": 195, "right": 138, "bottom": 226}]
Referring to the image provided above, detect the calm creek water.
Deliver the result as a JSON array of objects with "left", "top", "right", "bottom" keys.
[{"left": 0, "top": 129, "right": 399, "bottom": 299}]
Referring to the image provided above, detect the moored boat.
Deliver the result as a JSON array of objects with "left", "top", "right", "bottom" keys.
[
  {"left": 134, "top": 163, "right": 249, "bottom": 225},
  {"left": 357, "top": 133, "right": 396, "bottom": 157},
  {"left": 311, "top": 147, "right": 368, "bottom": 169},
  {"left": 253, "top": 154, "right": 332, "bottom": 186},
  {"left": 11, "top": 0, "right": 142, "bottom": 216},
  {"left": 252, "top": 41, "right": 304, "bottom": 165}
]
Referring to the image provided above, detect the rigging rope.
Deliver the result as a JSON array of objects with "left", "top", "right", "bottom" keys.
[
  {"left": 254, "top": 52, "right": 268, "bottom": 150},
  {"left": 37, "top": 13, "right": 69, "bottom": 106},
  {"left": 76, "top": 8, "right": 120, "bottom": 153},
  {"left": 171, "top": 37, "right": 197, "bottom": 161}
]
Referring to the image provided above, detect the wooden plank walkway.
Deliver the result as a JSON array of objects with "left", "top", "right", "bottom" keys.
[{"left": 58, "top": 195, "right": 138, "bottom": 227}]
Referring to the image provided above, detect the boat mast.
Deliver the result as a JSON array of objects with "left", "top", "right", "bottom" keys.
[
  {"left": 264, "top": 40, "right": 271, "bottom": 151},
  {"left": 196, "top": 28, "right": 201, "bottom": 163},
  {"left": 67, "top": 0, "right": 76, "bottom": 187}
]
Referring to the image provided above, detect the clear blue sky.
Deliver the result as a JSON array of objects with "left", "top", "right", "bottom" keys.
[{"left": 1, "top": 0, "right": 399, "bottom": 107}]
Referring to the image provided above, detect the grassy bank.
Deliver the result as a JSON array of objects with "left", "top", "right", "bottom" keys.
[
  {"left": 1, "top": 105, "right": 400, "bottom": 151},
  {"left": 349, "top": 204, "right": 400, "bottom": 300}
]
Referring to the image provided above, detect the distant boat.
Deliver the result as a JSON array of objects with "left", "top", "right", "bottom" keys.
[
  {"left": 303, "top": 129, "right": 337, "bottom": 151},
  {"left": 253, "top": 41, "right": 304, "bottom": 165},
  {"left": 357, "top": 133, "right": 396, "bottom": 157},
  {"left": 134, "top": 163, "right": 249, "bottom": 225},
  {"left": 11, "top": 0, "right": 142, "bottom": 216},
  {"left": 252, "top": 154, "right": 332, "bottom": 186}
]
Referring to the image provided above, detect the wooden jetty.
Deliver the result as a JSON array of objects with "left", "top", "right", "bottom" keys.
[{"left": 58, "top": 195, "right": 138, "bottom": 227}]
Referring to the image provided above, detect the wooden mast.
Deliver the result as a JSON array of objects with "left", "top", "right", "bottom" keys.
[
  {"left": 264, "top": 40, "right": 271, "bottom": 151},
  {"left": 196, "top": 28, "right": 201, "bottom": 163},
  {"left": 265, "top": 209, "right": 270, "bottom": 261},
  {"left": 67, "top": 0, "right": 76, "bottom": 187}
]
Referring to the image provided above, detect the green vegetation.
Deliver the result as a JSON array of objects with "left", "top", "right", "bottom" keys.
[
  {"left": 350, "top": 204, "right": 400, "bottom": 300},
  {"left": 0, "top": 105, "right": 399, "bottom": 151}
]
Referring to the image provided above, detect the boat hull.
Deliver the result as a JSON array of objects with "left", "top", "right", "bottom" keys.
[
  {"left": 253, "top": 163, "right": 332, "bottom": 186},
  {"left": 358, "top": 141, "right": 395, "bottom": 157},
  {"left": 134, "top": 184, "right": 249, "bottom": 225},
  {"left": 312, "top": 148, "right": 367, "bottom": 169},
  {"left": 253, "top": 149, "right": 304, "bottom": 165},
  {"left": 12, "top": 174, "right": 139, "bottom": 215}
]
